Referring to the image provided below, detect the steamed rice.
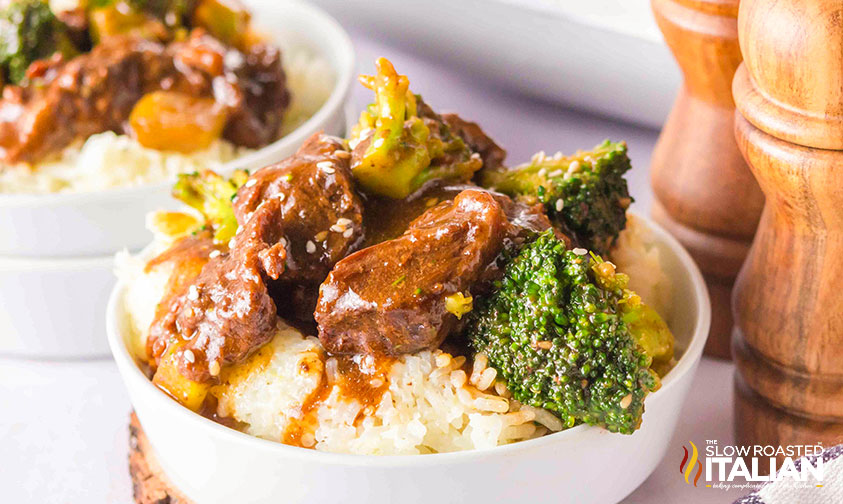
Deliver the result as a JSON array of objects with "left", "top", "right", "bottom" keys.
[
  {"left": 0, "top": 47, "right": 334, "bottom": 195},
  {"left": 115, "top": 213, "right": 672, "bottom": 454}
]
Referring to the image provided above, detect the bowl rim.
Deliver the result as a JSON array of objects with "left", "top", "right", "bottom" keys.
[
  {"left": 0, "top": 1, "right": 355, "bottom": 206},
  {"left": 107, "top": 211, "right": 711, "bottom": 467}
]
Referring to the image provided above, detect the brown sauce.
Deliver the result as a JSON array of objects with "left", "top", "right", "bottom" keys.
[
  {"left": 282, "top": 353, "right": 394, "bottom": 448},
  {"left": 145, "top": 233, "right": 218, "bottom": 319},
  {"left": 361, "top": 181, "right": 467, "bottom": 246}
]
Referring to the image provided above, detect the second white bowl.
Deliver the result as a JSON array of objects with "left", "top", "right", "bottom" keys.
[{"left": 0, "top": 1, "right": 354, "bottom": 258}]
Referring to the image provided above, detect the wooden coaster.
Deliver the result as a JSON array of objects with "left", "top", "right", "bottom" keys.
[{"left": 129, "top": 413, "right": 194, "bottom": 504}]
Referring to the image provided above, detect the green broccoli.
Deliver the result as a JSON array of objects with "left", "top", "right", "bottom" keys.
[
  {"left": 479, "top": 140, "right": 632, "bottom": 255},
  {"left": 172, "top": 169, "right": 248, "bottom": 244},
  {"left": 0, "top": 0, "right": 77, "bottom": 85},
  {"left": 465, "top": 231, "right": 673, "bottom": 434},
  {"left": 87, "top": 0, "right": 189, "bottom": 44},
  {"left": 348, "top": 57, "right": 481, "bottom": 199}
]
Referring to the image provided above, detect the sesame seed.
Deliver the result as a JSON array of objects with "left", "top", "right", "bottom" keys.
[
  {"left": 342, "top": 228, "right": 354, "bottom": 238},
  {"left": 280, "top": 237, "right": 288, "bottom": 248},
  {"left": 548, "top": 169, "right": 563, "bottom": 178},
  {"left": 187, "top": 285, "right": 199, "bottom": 300},
  {"left": 569, "top": 161, "right": 581, "bottom": 172},
  {"left": 555, "top": 199, "right": 564, "bottom": 212},
  {"left": 184, "top": 349, "right": 195, "bottom": 363},
  {"left": 373, "top": 137, "right": 385, "bottom": 148},
  {"left": 306, "top": 240, "right": 316, "bottom": 254},
  {"left": 244, "top": 178, "right": 257, "bottom": 188},
  {"left": 315, "top": 231, "right": 328, "bottom": 242},
  {"left": 330, "top": 224, "right": 344, "bottom": 233},
  {"left": 334, "top": 150, "right": 351, "bottom": 159},
  {"left": 228, "top": 238, "right": 236, "bottom": 249},
  {"left": 276, "top": 192, "right": 286, "bottom": 202},
  {"left": 209, "top": 249, "right": 221, "bottom": 258},
  {"left": 317, "top": 161, "right": 336, "bottom": 174},
  {"left": 620, "top": 394, "right": 633, "bottom": 409},
  {"left": 572, "top": 247, "right": 588, "bottom": 256},
  {"left": 209, "top": 360, "right": 221, "bottom": 376},
  {"left": 336, "top": 217, "right": 352, "bottom": 226},
  {"left": 538, "top": 168, "right": 547, "bottom": 177}
]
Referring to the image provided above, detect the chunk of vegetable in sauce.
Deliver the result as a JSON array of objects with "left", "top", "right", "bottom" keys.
[
  {"left": 350, "top": 58, "right": 481, "bottom": 199},
  {"left": 445, "top": 292, "right": 473, "bottom": 319},
  {"left": 128, "top": 90, "right": 227, "bottom": 153},
  {"left": 152, "top": 343, "right": 211, "bottom": 411},
  {"left": 190, "top": 0, "right": 251, "bottom": 49},
  {"left": 351, "top": 58, "right": 431, "bottom": 199},
  {"left": 87, "top": 2, "right": 169, "bottom": 44},
  {"left": 171, "top": 168, "right": 248, "bottom": 244}
]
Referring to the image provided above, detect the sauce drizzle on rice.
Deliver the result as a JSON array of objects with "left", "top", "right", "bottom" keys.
[{"left": 283, "top": 353, "right": 393, "bottom": 448}]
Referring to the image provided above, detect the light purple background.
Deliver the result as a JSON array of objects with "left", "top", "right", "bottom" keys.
[{"left": 0, "top": 27, "right": 744, "bottom": 504}]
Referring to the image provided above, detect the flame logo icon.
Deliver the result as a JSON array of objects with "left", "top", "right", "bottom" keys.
[{"left": 679, "top": 441, "right": 703, "bottom": 487}]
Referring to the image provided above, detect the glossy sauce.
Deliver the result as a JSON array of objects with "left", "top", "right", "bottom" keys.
[{"left": 282, "top": 353, "right": 394, "bottom": 448}]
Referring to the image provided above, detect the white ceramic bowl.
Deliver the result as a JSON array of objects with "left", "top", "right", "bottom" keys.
[
  {"left": 0, "top": 253, "right": 114, "bottom": 358},
  {"left": 0, "top": 1, "right": 354, "bottom": 258},
  {"left": 108, "top": 213, "right": 710, "bottom": 504}
]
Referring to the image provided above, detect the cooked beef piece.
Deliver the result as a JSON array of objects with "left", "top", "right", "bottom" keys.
[
  {"left": 316, "top": 188, "right": 551, "bottom": 356},
  {"left": 441, "top": 113, "right": 507, "bottom": 173},
  {"left": 147, "top": 134, "right": 363, "bottom": 382},
  {"left": 219, "top": 42, "right": 287, "bottom": 148},
  {"left": 147, "top": 248, "right": 278, "bottom": 383},
  {"left": 233, "top": 133, "right": 364, "bottom": 285},
  {"left": 0, "top": 29, "right": 288, "bottom": 165}
]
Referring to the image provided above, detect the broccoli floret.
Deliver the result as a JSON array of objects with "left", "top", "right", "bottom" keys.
[
  {"left": 0, "top": 0, "right": 76, "bottom": 85},
  {"left": 466, "top": 231, "right": 673, "bottom": 434},
  {"left": 172, "top": 169, "right": 248, "bottom": 244},
  {"left": 349, "top": 57, "right": 481, "bottom": 199},
  {"left": 479, "top": 140, "right": 632, "bottom": 255},
  {"left": 87, "top": 0, "right": 186, "bottom": 44}
]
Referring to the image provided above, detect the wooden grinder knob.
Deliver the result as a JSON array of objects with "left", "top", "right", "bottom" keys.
[
  {"left": 650, "top": 0, "right": 764, "bottom": 359},
  {"left": 732, "top": 0, "right": 843, "bottom": 455}
]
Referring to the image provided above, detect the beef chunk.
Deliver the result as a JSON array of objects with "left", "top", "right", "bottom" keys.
[
  {"left": 147, "top": 134, "right": 363, "bottom": 382},
  {"left": 316, "top": 189, "right": 525, "bottom": 356},
  {"left": 442, "top": 113, "right": 507, "bottom": 173},
  {"left": 233, "top": 133, "right": 364, "bottom": 286},
  {"left": 148, "top": 248, "right": 278, "bottom": 383}
]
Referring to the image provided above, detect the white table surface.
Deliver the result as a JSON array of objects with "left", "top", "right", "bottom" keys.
[{"left": 0, "top": 32, "right": 746, "bottom": 504}]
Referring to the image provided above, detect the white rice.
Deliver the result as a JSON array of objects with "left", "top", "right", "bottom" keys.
[
  {"left": 611, "top": 214, "right": 673, "bottom": 321},
  {"left": 0, "top": 47, "right": 334, "bottom": 194},
  {"left": 117, "top": 211, "right": 672, "bottom": 454}
]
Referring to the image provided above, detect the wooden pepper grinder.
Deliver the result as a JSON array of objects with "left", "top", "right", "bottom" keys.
[
  {"left": 650, "top": 0, "right": 764, "bottom": 359},
  {"left": 732, "top": 0, "right": 843, "bottom": 454}
]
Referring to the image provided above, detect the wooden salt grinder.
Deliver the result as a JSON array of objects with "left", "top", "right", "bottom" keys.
[
  {"left": 650, "top": 0, "right": 764, "bottom": 359},
  {"left": 732, "top": 0, "right": 843, "bottom": 454}
]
